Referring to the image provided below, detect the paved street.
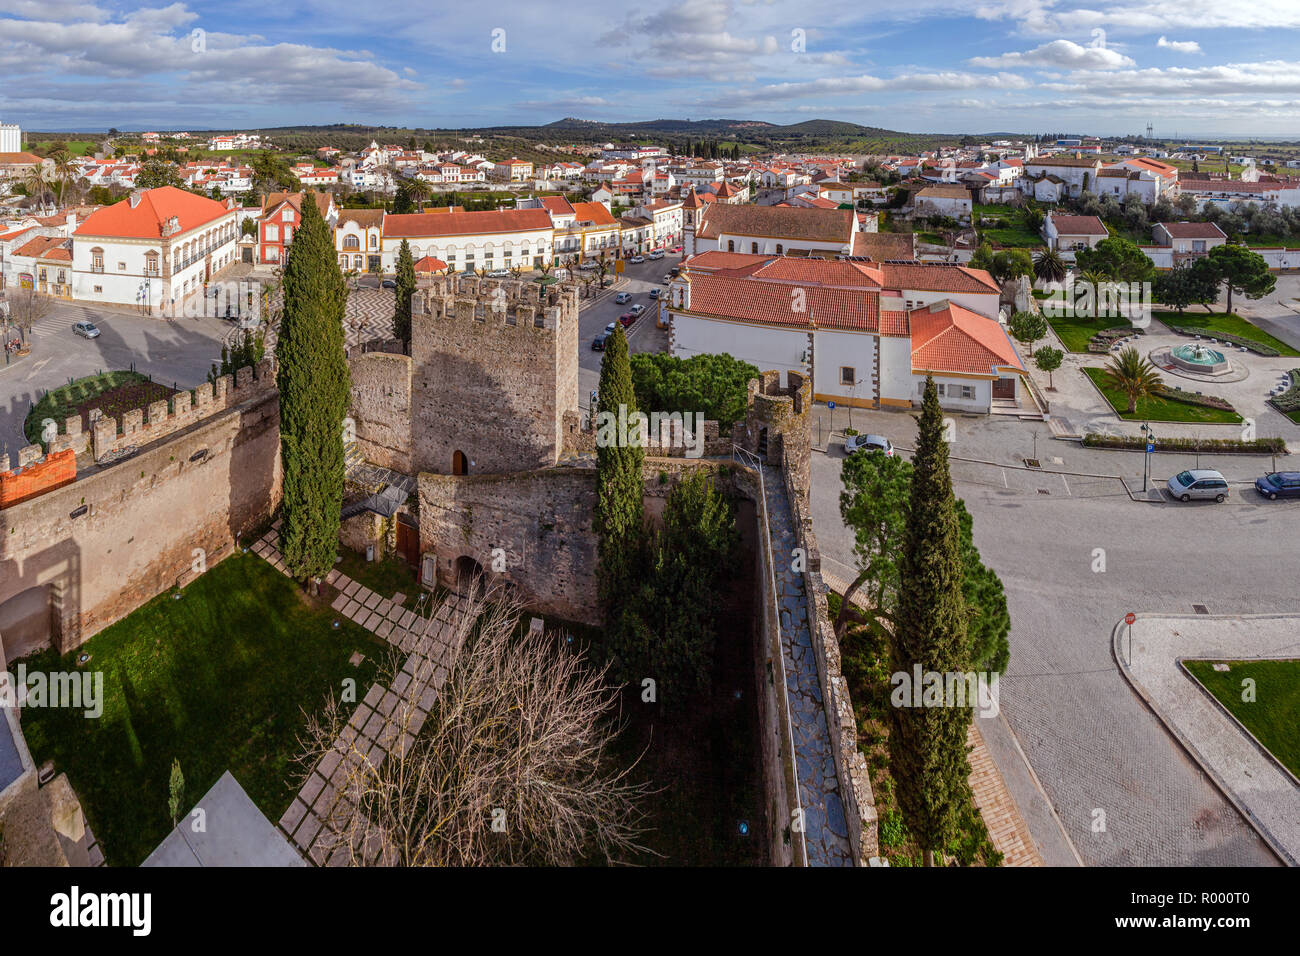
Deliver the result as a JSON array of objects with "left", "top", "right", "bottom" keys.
[
  {"left": 810, "top": 408, "right": 1292, "bottom": 866},
  {"left": 0, "top": 301, "right": 230, "bottom": 458}
]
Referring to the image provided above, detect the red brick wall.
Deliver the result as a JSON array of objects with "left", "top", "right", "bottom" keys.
[{"left": 0, "top": 449, "right": 77, "bottom": 508}]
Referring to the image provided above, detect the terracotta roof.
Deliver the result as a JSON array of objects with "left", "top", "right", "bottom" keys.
[
  {"left": 915, "top": 184, "right": 971, "bottom": 199},
  {"left": 261, "top": 190, "right": 332, "bottom": 219},
  {"left": 1048, "top": 214, "right": 1108, "bottom": 236},
  {"left": 13, "top": 235, "right": 72, "bottom": 260},
  {"left": 696, "top": 203, "right": 854, "bottom": 243},
  {"left": 686, "top": 272, "right": 882, "bottom": 333},
  {"left": 383, "top": 208, "right": 552, "bottom": 238},
  {"left": 1027, "top": 156, "right": 1100, "bottom": 168},
  {"left": 1157, "top": 221, "right": 1227, "bottom": 240},
  {"left": 337, "top": 209, "right": 385, "bottom": 227},
  {"left": 571, "top": 201, "right": 618, "bottom": 227},
  {"left": 540, "top": 196, "right": 575, "bottom": 216},
  {"left": 880, "top": 262, "right": 1000, "bottom": 294},
  {"left": 75, "top": 186, "right": 231, "bottom": 239},
  {"left": 0, "top": 152, "right": 43, "bottom": 165},
  {"left": 850, "top": 231, "right": 917, "bottom": 260},
  {"left": 909, "top": 301, "right": 1024, "bottom": 376},
  {"left": 413, "top": 255, "right": 448, "bottom": 272}
]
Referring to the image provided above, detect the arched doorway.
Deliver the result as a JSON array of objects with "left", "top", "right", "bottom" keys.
[
  {"left": 0, "top": 585, "right": 54, "bottom": 663},
  {"left": 453, "top": 555, "right": 485, "bottom": 599},
  {"left": 452, "top": 450, "right": 468, "bottom": 476}
]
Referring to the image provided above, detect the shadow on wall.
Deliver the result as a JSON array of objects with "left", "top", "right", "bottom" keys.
[{"left": 0, "top": 537, "right": 81, "bottom": 663}]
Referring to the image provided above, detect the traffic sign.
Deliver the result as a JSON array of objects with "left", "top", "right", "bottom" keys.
[
  {"left": 1146, "top": 442, "right": 1155, "bottom": 453},
  {"left": 827, "top": 401, "right": 836, "bottom": 409},
  {"left": 1124, "top": 612, "right": 1136, "bottom": 626}
]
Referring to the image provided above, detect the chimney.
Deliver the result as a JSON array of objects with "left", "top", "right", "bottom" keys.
[
  {"left": 66, "top": 212, "right": 77, "bottom": 233},
  {"left": 129, "top": 189, "right": 143, "bottom": 208}
]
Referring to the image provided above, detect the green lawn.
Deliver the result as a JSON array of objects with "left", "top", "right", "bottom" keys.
[
  {"left": 17, "top": 552, "right": 383, "bottom": 866},
  {"left": 1046, "top": 314, "right": 1136, "bottom": 353},
  {"left": 1153, "top": 311, "right": 1300, "bottom": 358},
  {"left": 29, "top": 139, "right": 98, "bottom": 156},
  {"left": 1183, "top": 659, "right": 1300, "bottom": 779},
  {"left": 1082, "top": 366, "right": 1242, "bottom": 423}
]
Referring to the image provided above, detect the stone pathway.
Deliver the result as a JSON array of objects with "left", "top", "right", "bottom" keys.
[
  {"left": 248, "top": 521, "right": 470, "bottom": 866},
  {"left": 967, "top": 721, "right": 1042, "bottom": 866},
  {"left": 763, "top": 465, "right": 853, "bottom": 866},
  {"left": 259, "top": 286, "right": 396, "bottom": 357},
  {"left": 1117, "top": 613, "right": 1300, "bottom": 866}
]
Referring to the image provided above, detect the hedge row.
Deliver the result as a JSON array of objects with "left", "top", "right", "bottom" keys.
[
  {"left": 1167, "top": 326, "right": 1280, "bottom": 357},
  {"left": 1082, "top": 434, "right": 1287, "bottom": 454},
  {"left": 1269, "top": 369, "right": 1300, "bottom": 414},
  {"left": 1153, "top": 385, "right": 1236, "bottom": 411}
]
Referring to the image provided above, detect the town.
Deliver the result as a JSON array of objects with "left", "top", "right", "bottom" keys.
[{"left": 0, "top": 0, "right": 1295, "bottom": 922}]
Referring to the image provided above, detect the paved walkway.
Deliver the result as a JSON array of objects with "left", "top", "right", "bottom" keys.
[
  {"left": 967, "top": 721, "right": 1043, "bottom": 866},
  {"left": 763, "top": 465, "right": 853, "bottom": 866},
  {"left": 1116, "top": 613, "right": 1300, "bottom": 866},
  {"left": 248, "top": 521, "right": 470, "bottom": 866}
]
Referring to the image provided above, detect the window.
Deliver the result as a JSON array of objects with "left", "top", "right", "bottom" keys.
[
  {"left": 344, "top": 235, "right": 359, "bottom": 250},
  {"left": 369, "top": 235, "right": 378, "bottom": 249},
  {"left": 840, "top": 366, "right": 855, "bottom": 385},
  {"left": 93, "top": 285, "right": 102, "bottom": 293},
  {"left": 265, "top": 224, "right": 279, "bottom": 241},
  {"left": 776, "top": 244, "right": 783, "bottom": 255},
  {"left": 727, "top": 240, "right": 735, "bottom": 252},
  {"left": 92, "top": 248, "right": 104, "bottom": 272},
  {"left": 118, "top": 262, "right": 126, "bottom": 271},
  {"left": 751, "top": 242, "right": 758, "bottom": 254},
  {"left": 283, "top": 209, "right": 294, "bottom": 222},
  {"left": 959, "top": 385, "right": 975, "bottom": 400}
]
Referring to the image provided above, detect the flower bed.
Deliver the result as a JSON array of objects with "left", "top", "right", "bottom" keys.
[
  {"left": 1082, "top": 434, "right": 1287, "bottom": 454},
  {"left": 1153, "top": 385, "right": 1236, "bottom": 411},
  {"left": 1268, "top": 369, "right": 1300, "bottom": 415},
  {"left": 1166, "top": 325, "right": 1280, "bottom": 357}
]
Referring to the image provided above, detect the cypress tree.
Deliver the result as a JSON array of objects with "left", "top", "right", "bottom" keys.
[
  {"left": 889, "top": 376, "right": 972, "bottom": 866},
  {"left": 593, "top": 323, "right": 644, "bottom": 627},
  {"left": 276, "top": 193, "right": 351, "bottom": 592},
  {"left": 393, "top": 238, "right": 415, "bottom": 347}
]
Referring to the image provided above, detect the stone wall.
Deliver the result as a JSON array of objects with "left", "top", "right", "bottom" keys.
[
  {"left": 409, "top": 276, "right": 579, "bottom": 476},
  {"left": 0, "top": 388, "right": 281, "bottom": 654},
  {"left": 347, "top": 352, "right": 413, "bottom": 473}
]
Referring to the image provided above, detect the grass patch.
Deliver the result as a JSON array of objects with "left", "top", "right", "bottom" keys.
[
  {"left": 1082, "top": 366, "right": 1242, "bottom": 423},
  {"left": 1046, "top": 315, "right": 1136, "bottom": 353},
  {"left": 17, "top": 552, "right": 383, "bottom": 866},
  {"left": 1183, "top": 659, "right": 1300, "bottom": 779},
  {"left": 24, "top": 371, "right": 177, "bottom": 445},
  {"left": 1153, "top": 311, "right": 1300, "bottom": 358},
  {"left": 334, "top": 547, "right": 423, "bottom": 610}
]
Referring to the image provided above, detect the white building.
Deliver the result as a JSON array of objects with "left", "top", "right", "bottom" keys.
[
  {"left": 665, "top": 253, "right": 1020, "bottom": 413},
  {"left": 71, "top": 186, "right": 239, "bottom": 314},
  {"left": 690, "top": 203, "right": 859, "bottom": 258},
  {"left": 380, "top": 208, "right": 554, "bottom": 273},
  {"left": 1023, "top": 156, "right": 1102, "bottom": 199},
  {"left": 0, "top": 122, "right": 20, "bottom": 154},
  {"left": 1041, "top": 213, "right": 1108, "bottom": 258}
]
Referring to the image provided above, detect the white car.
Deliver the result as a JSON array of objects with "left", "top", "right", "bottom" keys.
[
  {"left": 615, "top": 292, "right": 631, "bottom": 304},
  {"left": 629, "top": 255, "right": 646, "bottom": 264},
  {"left": 628, "top": 304, "right": 646, "bottom": 316},
  {"left": 648, "top": 250, "right": 665, "bottom": 260},
  {"left": 844, "top": 433, "right": 893, "bottom": 456}
]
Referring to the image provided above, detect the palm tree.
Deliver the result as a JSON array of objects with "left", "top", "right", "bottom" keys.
[
  {"left": 1102, "top": 346, "right": 1163, "bottom": 414},
  {"left": 406, "top": 177, "right": 431, "bottom": 211},
  {"left": 1033, "top": 248, "right": 1067, "bottom": 284},
  {"left": 23, "top": 166, "right": 52, "bottom": 206}
]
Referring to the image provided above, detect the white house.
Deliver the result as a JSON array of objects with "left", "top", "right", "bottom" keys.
[
  {"left": 690, "top": 203, "right": 858, "bottom": 258},
  {"left": 1042, "top": 213, "right": 1108, "bottom": 258},
  {"left": 1023, "top": 156, "right": 1102, "bottom": 199},
  {"left": 664, "top": 253, "right": 1020, "bottom": 413},
  {"left": 71, "top": 186, "right": 239, "bottom": 314},
  {"left": 380, "top": 208, "right": 554, "bottom": 273},
  {"left": 912, "top": 183, "right": 973, "bottom": 220}
]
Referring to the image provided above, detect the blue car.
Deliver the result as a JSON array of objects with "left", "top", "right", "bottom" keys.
[{"left": 1254, "top": 472, "right": 1300, "bottom": 500}]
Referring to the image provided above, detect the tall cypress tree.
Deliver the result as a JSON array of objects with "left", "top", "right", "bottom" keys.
[
  {"left": 276, "top": 193, "right": 351, "bottom": 592},
  {"left": 593, "top": 324, "right": 644, "bottom": 627},
  {"left": 889, "top": 376, "right": 972, "bottom": 866},
  {"left": 393, "top": 238, "right": 416, "bottom": 347}
]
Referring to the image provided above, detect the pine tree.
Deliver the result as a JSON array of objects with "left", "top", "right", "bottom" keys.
[
  {"left": 393, "top": 238, "right": 416, "bottom": 347},
  {"left": 593, "top": 324, "right": 644, "bottom": 627},
  {"left": 889, "top": 376, "right": 972, "bottom": 866},
  {"left": 276, "top": 193, "right": 351, "bottom": 591}
]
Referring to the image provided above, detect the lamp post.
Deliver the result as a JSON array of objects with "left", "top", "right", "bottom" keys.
[{"left": 1140, "top": 421, "right": 1155, "bottom": 492}]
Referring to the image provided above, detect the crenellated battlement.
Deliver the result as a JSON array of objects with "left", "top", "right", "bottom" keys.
[{"left": 416, "top": 275, "right": 580, "bottom": 336}]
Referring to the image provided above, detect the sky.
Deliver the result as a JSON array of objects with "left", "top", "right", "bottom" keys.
[{"left": 2, "top": 0, "right": 1300, "bottom": 139}]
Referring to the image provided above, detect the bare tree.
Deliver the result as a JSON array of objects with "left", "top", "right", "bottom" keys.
[
  {"left": 296, "top": 584, "right": 650, "bottom": 866},
  {"left": 6, "top": 289, "right": 52, "bottom": 344}
]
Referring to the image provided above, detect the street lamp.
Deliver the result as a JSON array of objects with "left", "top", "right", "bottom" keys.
[{"left": 1140, "top": 421, "right": 1156, "bottom": 492}]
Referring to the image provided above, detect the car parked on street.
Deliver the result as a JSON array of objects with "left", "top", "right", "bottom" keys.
[
  {"left": 615, "top": 291, "right": 631, "bottom": 304},
  {"left": 629, "top": 303, "right": 645, "bottom": 316},
  {"left": 629, "top": 255, "right": 645, "bottom": 264},
  {"left": 605, "top": 321, "right": 618, "bottom": 335},
  {"left": 619, "top": 311, "right": 636, "bottom": 327},
  {"left": 1254, "top": 472, "right": 1300, "bottom": 499},
  {"left": 648, "top": 250, "right": 665, "bottom": 260},
  {"left": 669, "top": 245, "right": 682, "bottom": 254},
  {"left": 844, "top": 433, "right": 893, "bottom": 456},
  {"left": 591, "top": 331, "right": 611, "bottom": 350},
  {"left": 72, "top": 321, "right": 100, "bottom": 339},
  {"left": 1167, "top": 469, "right": 1229, "bottom": 502},
  {"left": 649, "top": 288, "right": 660, "bottom": 299}
]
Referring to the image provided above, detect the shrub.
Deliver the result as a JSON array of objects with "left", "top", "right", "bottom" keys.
[
  {"left": 1166, "top": 326, "right": 1280, "bottom": 357},
  {"left": 1082, "top": 434, "right": 1286, "bottom": 454}
]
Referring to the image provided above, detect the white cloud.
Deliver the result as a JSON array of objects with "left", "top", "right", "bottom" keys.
[
  {"left": 969, "top": 39, "right": 1134, "bottom": 69},
  {"left": 1157, "top": 36, "right": 1201, "bottom": 54}
]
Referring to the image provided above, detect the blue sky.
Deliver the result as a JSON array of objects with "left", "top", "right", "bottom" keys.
[{"left": 2, "top": 0, "right": 1300, "bottom": 137}]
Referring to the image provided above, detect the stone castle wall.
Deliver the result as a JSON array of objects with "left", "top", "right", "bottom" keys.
[
  {"left": 347, "top": 352, "right": 413, "bottom": 474},
  {"left": 0, "top": 381, "right": 281, "bottom": 654}
]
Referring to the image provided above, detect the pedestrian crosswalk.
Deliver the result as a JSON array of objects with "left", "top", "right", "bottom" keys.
[{"left": 27, "top": 305, "right": 105, "bottom": 337}]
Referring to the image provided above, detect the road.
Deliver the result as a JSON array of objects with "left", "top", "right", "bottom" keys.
[
  {"left": 810, "top": 409, "right": 1290, "bottom": 866},
  {"left": 0, "top": 301, "right": 230, "bottom": 458}
]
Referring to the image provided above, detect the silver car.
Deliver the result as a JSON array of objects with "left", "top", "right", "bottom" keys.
[
  {"left": 844, "top": 433, "right": 893, "bottom": 456},
  {"left": 1167, "top": 469, "right": 1229, "bottom": 503}
]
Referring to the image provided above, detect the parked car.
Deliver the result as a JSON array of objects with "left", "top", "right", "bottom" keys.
[
  {"left": 487, "top": 270, "right": 509, "bottom": 278},
  {"left": 669, "top": 267, "right": 681, "bottom": 277},
  {"left": 629, "top": 303, "right": 645, "bottom": 316},
  {"left": 615, "top": 291, "right": 631, "bottom": 304},
  {"left": 1167, "top": 469, "right": 1229, "bottom": 502},
  {"left": 380, "top": 278, "right": 396, "bottom": 289},
  {"left": 662, "top": 275, "right": 672, "bottom": 284},
  {"left": 844, "top": 433, "right": 893, "bottom": 456},
  {"left": 72, "top": 321, "right": 100, "bottom": 339},
  {"left": 628, "top": 255, "right": 645, "bottom": 264},
  {"left": 619, "top": 311, "right": 636, "bottom": 327},
  {"left": 605, "top": 321, "right": 618, "bottom": 335},
  {"left": 648, "top": 250, "right": 665, "bottom": 260},
  {"left": 648, "top": 288, "right": 660, "bottom": 299},
  {"left": 591, "top": 331, "right": 610, "bottom": 351},
  {"left": 669, "top": 245, "right": 682, "bottom": 254},
  {"left": 1254, "top": 472, "right": 1300, "bottom": 500}
]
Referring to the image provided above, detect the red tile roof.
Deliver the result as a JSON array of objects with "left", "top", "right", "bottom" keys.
[
  {"left": 414, "top": 255, "right": 448, "bottom": 272},
  {"left": 880, "top": 262, "right": 1000, "bottom": 294},
  {"left": 75, "top": 186, "right": 230, "bottom": 239},
  {"left": 910, "top": 301, "right": 1024, "bottom": 376},
  {"left": 383, "top": 208, "right": 552, "bottom": 238},
  {"left": 1048, "top": 214, "right": 1108, "bottom": 237},
  {"left": 687, "top": 272, "right": 882, "bottom": 332},
  {"left": 571, "top": 201, "right": 618, "bottom": 227},
  {"left": 540, "top": 196, "right": 575, "bottom": 216},
  {"left": 1157, "top": 221, "right": 1227, "bottom": 240},
  {"left": 13, "top": 235, "right": 72, "bottom": 260}
]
